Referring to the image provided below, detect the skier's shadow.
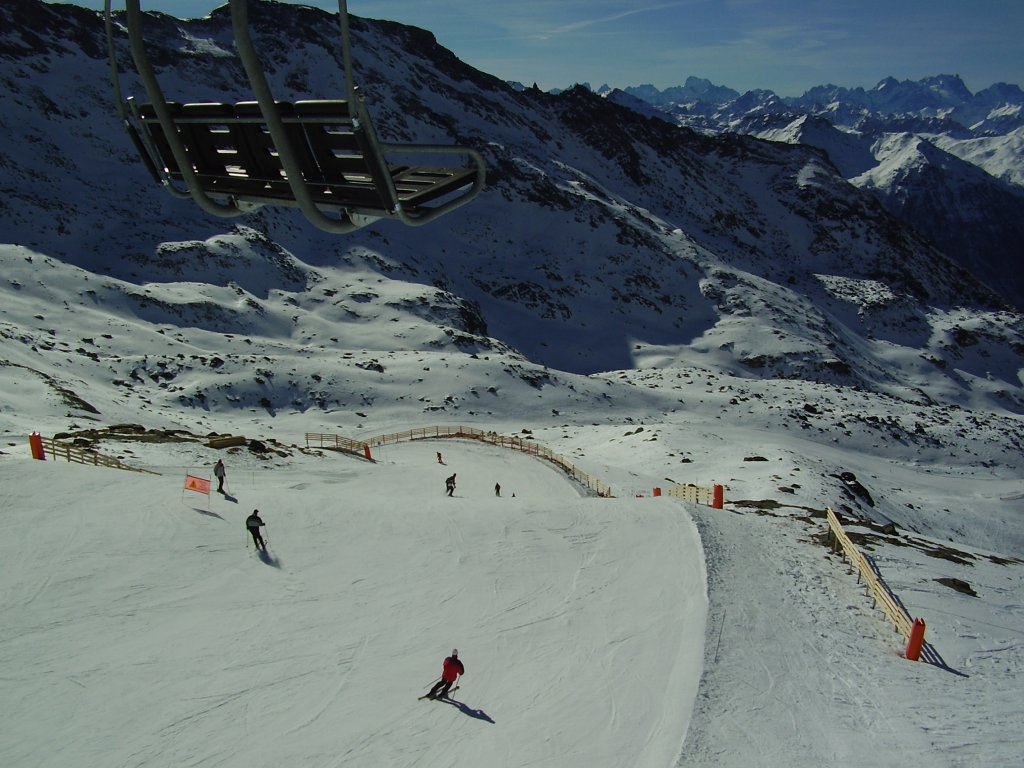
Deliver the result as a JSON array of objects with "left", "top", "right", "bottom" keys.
[
  {"left": 218, "top": 490, "right": 239, "bottom": 504},
  {"left": 441, "top": 698, "right": 495, "bottom": 723},
  {"left": 258, "top": 548, "right": 282, "bottom": 569}
]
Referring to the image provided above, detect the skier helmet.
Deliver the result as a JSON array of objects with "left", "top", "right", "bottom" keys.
[{"left": 452, "top": 648, "right": 458, "bottom": 657}]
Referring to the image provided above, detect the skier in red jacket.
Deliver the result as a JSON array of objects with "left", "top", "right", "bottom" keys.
[{"left": 426, "top": 649, "right": 465, "bottom": 700}]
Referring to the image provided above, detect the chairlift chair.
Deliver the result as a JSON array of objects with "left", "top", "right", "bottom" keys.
[{"left": 104, "top": 0, "right": 486, "bottom": 233}]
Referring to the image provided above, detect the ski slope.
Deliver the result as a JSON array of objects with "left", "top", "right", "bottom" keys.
[{"left": 0, "top": 438, "right": 706, "bottom": 768}]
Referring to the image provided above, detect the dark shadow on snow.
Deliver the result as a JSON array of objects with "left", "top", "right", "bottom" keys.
[
  {"left": 919, "top": 641, "right": 968, "bottom": 677},
  {"left": 438, "top": 697, "right": 495, "bottom": 723},
  {"left": 258, "top": 548, "right": 282, "bottom": 569},
  {"left": 195, "top": 507, "right": 225, "bottom": 520},
  {"left": 864, "top": 556, "right": 968, "bottom": 676},
  {"left": 218, "top": 489, "right": 238, "bottom": 503}
]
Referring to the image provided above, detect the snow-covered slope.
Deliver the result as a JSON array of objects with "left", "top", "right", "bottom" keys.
[
  {"left": 850, "top": 134, "right": 1024, "bottom": 305},
  {"left": 0, "top": 439, "right": 707, "bottom": 767},
  {"left": 932, "top": 125, "right": 1024, "bottom": 187},
  {"left": 2, "top": 411, "right": 1022, "bottom": 767},
  {"left": 1, "top": 3, "right": 1024, "bottom": 765}
]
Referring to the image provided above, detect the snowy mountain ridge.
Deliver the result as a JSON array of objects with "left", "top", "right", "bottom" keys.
[
  {"left": 1, "top": 0, "right": 1022, "bottom": 479},
  {"left": 597, "top": 75, "right": 1024, "bottom": 308},
  {"left": 605, "top": 73, "right": 1024, "bottom": 136}
]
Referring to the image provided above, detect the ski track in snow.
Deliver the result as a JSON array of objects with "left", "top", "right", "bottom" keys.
[
  {"left": 0, "top": 440, "right": 705, "bottom": 768},
  {"left": 2, "top": 423, "right": 1023, "bottom": 766},
  {"left": 679, "top": 507, "right": 935, "bottom": 767}
]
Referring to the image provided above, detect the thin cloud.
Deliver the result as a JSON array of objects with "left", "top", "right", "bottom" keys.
[{"left": 534, "top": 2, "right": 697, "bottom": 41}]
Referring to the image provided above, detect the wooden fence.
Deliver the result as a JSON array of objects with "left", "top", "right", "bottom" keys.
[
  {"left": 351, "top": 425, "right": 614, "bottom": 497},
  {"left": 665, "top": 483, "right": 724, "bottom": 508},
  {"left": 305, "top": 432, "right": 368, "bottom": 455},
  {"left": 307, "top": 425, "right": 730, "bottom": 505},
  {"left": 35, "top": 435, "right": 160, "bottom": 475},
  {"left": 826, "top": 507, "right": 919, "bottom": 641}
]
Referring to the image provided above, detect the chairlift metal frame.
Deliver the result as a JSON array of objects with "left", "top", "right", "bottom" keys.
[{"left": 104, "top": 0, "right": 486, "bottom": 233}]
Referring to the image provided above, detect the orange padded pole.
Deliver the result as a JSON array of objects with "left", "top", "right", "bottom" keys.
[
  {"left": 712, "top": 484, "right": 724, "bottom": 509},
  {"left": 29, "top": 432, "right": 46, "bottom": 460},
  {"left": 905, "top": 618, "right": 926, "bottom": 661}
]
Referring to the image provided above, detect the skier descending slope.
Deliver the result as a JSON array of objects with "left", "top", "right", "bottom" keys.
[
  {"left": 422, "top": 649, "right": 464, "bottom": 700},
  {"left": 246, "top": 509, "right": 266, "bottom": 551}
]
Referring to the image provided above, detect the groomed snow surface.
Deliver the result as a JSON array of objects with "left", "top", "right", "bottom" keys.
[
  {"left": 2, "top": 433, "right": 1023, "bottom": 767},
  {"left": 1, "top": 439, "right": 705, "bottom": 768}
]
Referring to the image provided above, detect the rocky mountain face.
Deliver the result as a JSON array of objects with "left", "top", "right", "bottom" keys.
[
  {"left": 1, "top": 0, "right": 1022, "bottom": 424},
  {"left": 604, "top": 75, "right": 1024, "bottom": 310}
]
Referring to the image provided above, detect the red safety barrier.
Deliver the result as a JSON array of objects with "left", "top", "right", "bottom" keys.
[
  {"left": 905, "top": 618, "right": 926, "bottom": 661},
  {"left": 712, "top": 484, "right": 724, "bottom": 509},
  {"left": 363, "top": 444, "right": 372, "bottom": 460},
  {"left": 29, "top": 432, "right": 46, "bottom": 460},
  {"left": 653, "top": 487, "right": 662, "bottom": 497}
]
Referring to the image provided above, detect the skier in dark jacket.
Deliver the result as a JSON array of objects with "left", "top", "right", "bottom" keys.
[
  {"left": 427, "top": 649, "right": 465, "bottom": 699},
  {"left": 445, "top": 473, "right": 456, "bottom": 497},
  {"left": 246, "top": 509, "right": 266, "bottom": 550}
]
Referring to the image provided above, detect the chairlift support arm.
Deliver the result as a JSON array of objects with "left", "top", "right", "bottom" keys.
[
  {"left": 104, "top": 0, "right": 486, "bottom": 232},
  {"left": 108, "top": 1, "right": 249, "bottom": 217}
]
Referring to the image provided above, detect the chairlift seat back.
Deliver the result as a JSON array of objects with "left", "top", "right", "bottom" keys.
[
  {"left": 135, "top": 100, "right": 479, "bottom": 213},
  {"left": 106, "top": 0, "right": 485, "bottom": 232}
]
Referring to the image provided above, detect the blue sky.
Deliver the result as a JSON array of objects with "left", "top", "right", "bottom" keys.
[{"left": 73, "top": 1, "right": 1023, "bottom": 95}]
